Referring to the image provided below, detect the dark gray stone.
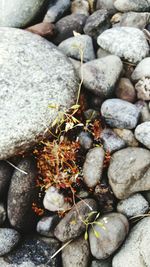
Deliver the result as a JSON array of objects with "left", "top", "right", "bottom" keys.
[
  {"left": 81, "top": 56, "right": 122, "bottom": 98},
  {"left": 100, "top": 128, "right": 126, "bottom": 153},
  {"left": 89, "top": 213, "right": 129, "bottom": 259},
  {"left": 0, "top": 228, "right": 20, "bottom": 256},
  {"left": 97, "top": 27, "right": 149, "bottom": 64},
  {"left": 83, "top": 10, "right": 111, "bottom": 40},
  {"left": 43, "top": 0, "right": 70, "bottom": 23},
  {"left": 0, "top": 0, "right": 45, "bottom": 28},
  {"left": 0, "top": 203, "right": 6, "bottom": 226},
  {"left": 114, "top": 0, "right": 150, "bottom": 12},
  {"left": 0, "top": 161, "right": 13, "bottom": 197},
  {"left": 78, "top": 131, "right": 93, "bottom": 150},
  {"left": 101, "top": 99, "right": 140, "bottom": 129},
  {"left": 58, "top": 34, "right": 95, "bottom": 62},
  {"left": 54, "top": 198, "right": 97, "bottom": 242},
  {"left": 7, "top": 157, "right": 37, "bottom": 232},
  {"left": 91, "top": 258, "right": 112, "bottom": 267},
  {"left": 135, "top": 122, "right": 150, "bottom": 149},
  {"left": 62, "top": 236, "right": 90, "bottom": 267},
  {"left": 0, "top": 27, "right": 78, "bottom": 160},
  {"left": 108, "top": 147, "right": 150, "bottom": 199}
]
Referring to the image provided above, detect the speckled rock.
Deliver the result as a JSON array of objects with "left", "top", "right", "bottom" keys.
[
  {"left": 7, "top": 157, "right": 37, "bottom": 232},
  {"left": 62, "top": 236, "right": 90, "bottom": 267},
  {"left": 112, "top": 217, "right": 150, "bottom": 267},
  {"left": 81, "top": 55, "right": 123, "bottom": 98},
  {"left": 135, "top": 78, "right": 150, "bottom": 101},
  {"left": 43, "top": 0, "right": 70, "bottom": 23},
  {"left": 114, "top": 0, "right": 150, "bottom": 12},
  {"left": 100, "top": 128, "right": 126, "bottom": 153},
  {"left": 83, "top": 10, "right": 111, "bottom": 40},
  {"left": 108, "top": 147, "right": 150, "bottom": 199},
  {"left": 0, "top": 0, "right": 45, "bottom": 28},
  {"left": 96, "top": 0, "right": 116, "bottom": 14},
  {"left": 135, "top": 122, "right": 150, "bottom": 149},
  {"left": 113, "top": 128, "right": 139, "bottom": 147},
  {"left": 101, "top": 99, "right": 140, "bottom": 129},
  {"left": 132, "top": 57, "right": 150, "bottom": 81},
  {"left": 97, "top": 27, "right": 149, "bottom": 64},
  {"left": 0, "top": 161, "right": 13, "bottom": 196},
  {"left": 36, "top": 215, "right": 60, "bottom": 238},
  {"left": 54, "top": 198, "right": 97, "bottom": 242},
  {"left": 117, "top": 193, "right": 149, "bottom": 218},
  {"left": 53, "top": 14, "right": 87, "bottom": 45},
  {"left": 91, "top": 258, "right": 112, "bottom": 267},
  {"left": 119, "top": 12, "right": 150, "bottom": 29},
  {"left": 0, "top": 228, "right": 20, "bottom": 256},
  {"left": 0, "top": 27, "right": 78, "bottom": 160},
  {"left": 89, "top": 213, "right": 129, "bottom": 259},
  {"left": 3, "top": 236, "right": 60, "bottom": 267},
  {"left": 83, "top": 147, "right": 105, "bottom": 187},
  {"left": 71, "top": 0, "right": 89, "bottom": 16},
  {"left": 115, "top": 78, "right": 136, "bottom": 103},
  {"left": 59, "top": 34, "right": 95, "bottom": 62},
  {"left": 0, "top": 203, "right": 6, "bottom": 226},
  {"left": 78, "top": 131, "right": 93, "bottom": 150}
]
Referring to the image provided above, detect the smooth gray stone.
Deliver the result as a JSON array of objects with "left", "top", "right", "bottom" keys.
[
  {"left": 58, "top": 34, "right": 95, "bottom": 62},
  {"left": 81, "top": 55, "right": 123, "bottom": 98},
  {"left": 101, "top": 99, "right": 140, "bottom": 129},
  {"left": 0, "top": 27, "right": 78, "bottom": 160},
  {"left": 0, "top": 228, "right": 20, "bottom": 256},
  {"left": 89, "top": 213, "right": 129, "bottom": 259},
  {"left": 112, "top": 217, "right": 150, "bottom": 267},
  {"left": 114, "top": 0, "right": 150, "bottom": 12},
  {"left": 135, "top": 121, "right": 150, "bottom": 149},
  {"left": 119, "top": 12, "right": 150, "bottom": 29},
  {"left": 132, "top": 57, "right": 150, "bottom": 81},
  {"left": 108, "top": 147, "right": 150, "bottom": 199},
  {"left": 96, "top": 0, "right": 116, "bottom": 14},
  {"left": 100, "top": 128, "right": 126, "bottom": 153},
  {"left": 0, "top": 0, "right": 45, "bottom": 28},
  {"left": 43, "top": 0, "right": 70, "bottom": 23},
  {"left": 97, "top": 27, "right": 149, "bottom": 64},
  {"left": 117, "top": 193, "right": 149, "bottom": 217}
]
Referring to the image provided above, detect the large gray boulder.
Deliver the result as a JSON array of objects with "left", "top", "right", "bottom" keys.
[
  {"left": 0, "top": 27, "right": 78, "bottom": 160},
  {"left": 0, "top": 0, "right": 46, "bottom": 28}
]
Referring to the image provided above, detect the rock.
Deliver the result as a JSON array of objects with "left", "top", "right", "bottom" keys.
[
  {"left": 4, "top": 236, "right": 60, "bottom": 267},
  {"left": 97, "top": 27, "right": 149, "bottom": 64},
  {"left": 89, "top": 95, "right": 104, "bottom": 110},
  {"left": 81, "top": 55, "right": 123, "bottom": 98},
  {"left": 115, "top": 78, "right": 136, "bottom": 103},
  {"left": 135, "top": 78, "right": 150, "bottom": 101},
  {"left": 62, "top": 236, "right": 90, "bottom": 267},
  {"left": 135, "top": 121, "right": 150, "bottom": 149},
  {"left": 43, "top": 186, "right": 71, "bottom": 212},
  {"left": 89, "top": 213, "right": 129, "bottom": 259},
  {"left": 97, "top": 48, "right": 111, "bottom": 58},
  {"left": 54, "top": 198, "right": 97, "bottom": 242},
  {"left": 108, "top": 147, "right": 150, "bottom": 199},
  {"left": 132, "top": 57, "right": 150, "bottom": 81},
  {"left": 78, "top": 131, "right": 93, "bottom": 150},
  {"left": 113, "top": 128, "right": 139, "bottom": 147},
  {"left": 94, "top": 184, "right": 115, "bottom": 213},
  {"left": 0, "top": 203, "right": 6, "bottom": 226},
  {"left": 26, "top": 22, "right": 55, "bottom": 38},
  {"left": 117, "top": 193, "right": 149, "bottom": 218},
  {"left": 71, "top": 0, "right": 89, "bottom": 16},
  {"left": 100, "top": 128, "right": 126, "bottom": 153},
  {"left": 83, "top": 147, "right": 105, "bottom": 187},
  {"left": 112, "top": 217, "right": 150, "bottom": 267},
  {"left": 0, "top": 27, "right": 78, "bottom": 160},
  {"left": 139, "top": 101, "right": 150, "bottom": 122},
  {"left": 119, "top": 12, "right": 150, "bottom": 29},
  {"left": 0, "top": 161, "right": 13, "bottom": 197},
  {"left": 36, "top": 215, "right": 60, "bottom": 237},
  {"left": 0, "top": 0, "right": 45, "bottom": 28},
  {"left": 0, "top": 259, "right": 37, "bottom": 267},
  {"left": 43, "top": 0, "right": 70, "bottom": 23},
  {"left": 0, "top": 228, "right": 20, "bottom": 256},
  {"left": 96, "top": 0, "right": 116, "bottom": 14},
  {"left": 7, "top": 157, "right": 37, "bottom": 232},
  {"left": 69, "top": 57, "right": 81, "bottom": 76},
  {"left": 114, "top": 0, "right": 150, "bottom": 12},
  {"left": 91, "top": 258, "right": 112, "bottom": 267},
  {"left": 58, "top": 34, "right": 95, "bottom": 62},
  {"left": 101, "top": 99, "right": 140, "bottom": 129},
  {"left": 53, "top": 14, "right": 87, "bottom": 45},
  {"left": 83, "top": 10, "right": 111, "bottom": 40}
]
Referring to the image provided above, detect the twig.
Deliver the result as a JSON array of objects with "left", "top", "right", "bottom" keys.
[
  {"left": 5, "top": 160, "right": 28, "bottom": 175},
  {"left": 49, "top": 239, "right": 73, "bottom": 260}
]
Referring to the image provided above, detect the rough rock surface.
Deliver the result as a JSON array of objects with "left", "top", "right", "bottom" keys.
[
  {"left": 0, "top": 27, "right": 78, "bottom": 160},
  {"left": 0, "top": 228, "right": 20, "bottom": 256},
  {"left": 108, "top": 147, "right": 150, "bottom": 199},
  {"left": 131, "top": 57, "right": 150, "bottom": 81},
  {"left": 135, "top": 122, "right": 150, "bottom": 149},
  {"left": 114, "top": 0, "right": 150, "bottom": 12},
  {"left": 97, "top": 27, "right": 149, "bottom": 64},
  {"left": 0, "top": 0, "right": 45, "bottom": 28}
]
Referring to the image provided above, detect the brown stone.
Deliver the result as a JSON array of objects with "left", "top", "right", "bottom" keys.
[
  {"left": 115, "top": 77, "right": 136, "bottom": 103},
  {"left": 26, "top": 22, "right": 55, "bottom": 38}
]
